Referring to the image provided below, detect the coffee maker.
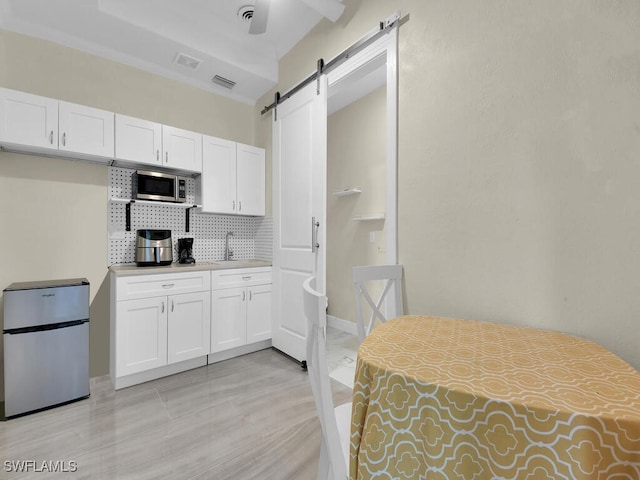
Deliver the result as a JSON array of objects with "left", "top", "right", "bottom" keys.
[{"left": 178, "top": 238, "right": 195, "bottom": 264}]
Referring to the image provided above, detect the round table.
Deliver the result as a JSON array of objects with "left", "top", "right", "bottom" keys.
[{"left": 350, "top": 315, "right": 640, "bottom": 479}]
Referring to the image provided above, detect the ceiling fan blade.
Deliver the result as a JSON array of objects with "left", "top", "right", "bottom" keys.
[
  {"left": 299, "top": 0, "right": 345, "bottom": 22},
  {"left": 249, "top": 0, "right": 270, "bottom": 35}
]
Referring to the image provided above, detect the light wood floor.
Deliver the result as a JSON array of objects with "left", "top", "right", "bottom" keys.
[{"left": 0, "top": 348, "right": 353, "bottom": 479}]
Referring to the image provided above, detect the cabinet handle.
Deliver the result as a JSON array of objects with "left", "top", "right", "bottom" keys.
[
  {"left": 165, "top": 151, "right": 169, "bottom": 163},
  {"left": 249, "top": 290, "right": 252, "bottom": 301},
  {"left": 162, "top": 283, "right": 175, "bottom": 289},
  {"left": 242, "top": 276, "right": 251, "bottom": 281},
  {"left": 171, "top": 301, "right": 174, "bottom": 312},
  {"left": 161, "top": 301, "right": 165, "bottom": 313},
  {"left": 157, "top": 149, "right": 159, "bottom": 161},
  {"left": 49, "top": 130, "right": 54, "bottom": 144},
  {"left": 242, "top": 291, "right": 246, "bottom": 301},
  {"left": 239, "top": 201, "right": 242, "bottom": 212},
  {"left": 62, "top": 132, "right": 66, "bottom": 146},
  {"left": 311, "top": 217, "right": 320, "bottom": 253},
  {"left": 233, "top": 200, "right": 236, "bottom": 211}
]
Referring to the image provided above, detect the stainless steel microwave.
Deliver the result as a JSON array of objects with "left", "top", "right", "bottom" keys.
[{"left": 133, "top": 170, "right": 187, "bottom": 203}]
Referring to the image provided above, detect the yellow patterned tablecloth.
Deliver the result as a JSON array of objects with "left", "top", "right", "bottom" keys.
[{"left": 350, "top": 316, "right": 640, "bottom": 480}]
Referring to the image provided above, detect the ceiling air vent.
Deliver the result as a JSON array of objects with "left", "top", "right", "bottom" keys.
[
  {"left": 173, "top": 52, "right": 202, "bottom": 70},
  {"left": 212, "top": 75, "right": 236, "bottom": 90}
]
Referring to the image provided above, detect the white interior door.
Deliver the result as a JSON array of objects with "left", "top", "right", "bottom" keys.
[{"left": 272, "top": 79, "right": 327, "bottom": 362}]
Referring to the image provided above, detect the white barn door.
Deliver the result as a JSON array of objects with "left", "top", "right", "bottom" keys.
[{"left": 272, "top": 79, "right": 327, "bottom": 363}]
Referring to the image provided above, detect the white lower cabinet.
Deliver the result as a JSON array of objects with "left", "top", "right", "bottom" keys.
[
  {"left": 116, "top": 296, "right": 168, "bottom": 377},
  {"left": 167, "top": 291, "right": 211, "bottom": 364},
  {"left": 111, "top": 270, "right": 211, "bottom": 388},
  {"left": 211, "top": 267, "right": 272, "bottom": 353},
  {"left": 246, "top": 283, "right": 272, "bottom": 344},
  {"left": 211, "top": 287, "right": 247, "bottom": 352},
  {"left": 111, "top": 266, "right": 270, "bottom": 389}
]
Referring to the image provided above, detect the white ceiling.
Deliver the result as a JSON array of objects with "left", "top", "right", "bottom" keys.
[{"left": 0, "top": 0, "right": 346, "bottom": 105}]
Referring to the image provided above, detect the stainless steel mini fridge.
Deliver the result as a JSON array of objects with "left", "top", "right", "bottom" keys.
[{"left": 3, "top": 278, "right": 90, "bottom": 418}]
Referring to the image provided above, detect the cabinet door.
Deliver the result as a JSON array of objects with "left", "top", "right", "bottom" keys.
[
  {"left": 246, "top": 284, "right": 272, "bottom": 344},
  {"left": 200, "top": 135, "right": 236, "bottom": 214},
  {"left": 167, "top": 291, "right": 211, "bottom": 364},
  {"left": 115, "top": 114, "right": 162, "bottom": 166},
  {"left": 162, "top": 125, "right": 202, "bottom": 173},
  {"left": 236, "top": 143, "right": 265, "bottom": 216},
  {"left": 211, "top": 287, "right": 247, "bottom": 353},
  {"left": 116, "top": 297, "right": 168, "bottom": 377},
  {"left": 0, "top": 87, "right": 58, "bottom": 151},
  {"left": 58, "top": 101, "right": 114, "bottom": 160}
]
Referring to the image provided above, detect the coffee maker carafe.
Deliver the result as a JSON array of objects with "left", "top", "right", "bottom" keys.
[{"left": 178, "top": 238, "right": 195, "bottom": 264}]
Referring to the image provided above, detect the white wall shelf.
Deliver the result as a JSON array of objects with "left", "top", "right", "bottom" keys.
[
  {"left": 332, "top": 186, "right": 362, "bottom": 196},
  {"left": 353, "top": 213, "right": 385, "bottom": 221},
  {"left": 109, "top": 198, "right": 201, "bottom": 209},
  {"left": 109, "top": 197, "right": 201, "bottom": 232}
]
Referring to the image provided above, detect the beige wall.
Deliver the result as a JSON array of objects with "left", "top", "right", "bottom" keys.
[
  {"left": 0, "top": 29, "right": 255, "bottom": 393},
  {"left": 255, "top": 0, "right": 640, "bottom": 370},
  {"left": 327, "top": 86, "right": 386, "bottom": 321}
]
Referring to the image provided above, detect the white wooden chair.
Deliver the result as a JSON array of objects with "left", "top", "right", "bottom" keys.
[
  {"left": 303, "top": 276, "right": 352, "bottom": 480},
  {"left": 352, "top": 264, "right": 404, "bottom": 341}
]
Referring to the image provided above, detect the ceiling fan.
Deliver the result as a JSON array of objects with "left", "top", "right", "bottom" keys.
[{"left": 246, "top": 0, "right": 345, "bottom": 35}]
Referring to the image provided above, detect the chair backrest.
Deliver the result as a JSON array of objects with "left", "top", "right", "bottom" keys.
[
  {"left": 303, "top": 276, "right": 348, "bottom": 480},
  {"left": 352, "top": 264, "right": 404, "bottom": 341}
]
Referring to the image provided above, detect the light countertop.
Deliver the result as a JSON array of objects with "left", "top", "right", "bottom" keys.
[{"left": 109, "top": 259, "right": 272, "bottom": 276}]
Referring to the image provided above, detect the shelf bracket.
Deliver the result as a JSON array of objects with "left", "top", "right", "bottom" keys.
[
  {"left": 185, "top": 205, "right": 196, "bottom": 233},
  {"left": 125, "top": 201, "right": 134, "bottom": 232}
]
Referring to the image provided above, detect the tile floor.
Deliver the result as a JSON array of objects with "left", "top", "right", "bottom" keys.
[
  {"left": 326, "top": 326, "right": 360, "bottom": 389},
  {"left": 0, "top": 327, "right": 360, "bottom": 479},
  {"left": 0, "top": 345, "right": 355, "bottom": 479}
]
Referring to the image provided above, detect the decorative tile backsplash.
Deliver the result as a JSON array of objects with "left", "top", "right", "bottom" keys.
[{"left": 108, "top": 166, "right": 272, "bottom": 265}]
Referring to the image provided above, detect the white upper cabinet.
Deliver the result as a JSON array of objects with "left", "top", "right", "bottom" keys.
[
  {"left": 162, "top": 125, "right": 202, "bottom": 174},
  {"left": 236, "top": 143, "right": 265, "bottom": 216},
  {"left": 0, "top": 87, "right": 261, "bottom": 178},
  {"left": 0, "top": 87, "right": 58, "bottom": 152},
  {"left": 198, "top": 135, "right": 265, "bottom": 216},
  {"left": 0, "top": 87, "right": 113, "bottom": 162},
  {"left": 115, "top": 116, "right": 202, "bottom": 174},
  {"left": 200, "top": 135, "right": 237, "bottom": 214},
  {"left": 58, "top": 101, "right": 114, "bottom": 160},
  {"left": 115, "top": 114, "right": 162, "bottom": 167}
]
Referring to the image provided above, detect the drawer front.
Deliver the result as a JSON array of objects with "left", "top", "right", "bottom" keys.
[
  {"left": 211, "top": 267, "right": 271, "bottom": 289},
  {"left": 116, "top": 271, "right": 210, "bottom": 301}
]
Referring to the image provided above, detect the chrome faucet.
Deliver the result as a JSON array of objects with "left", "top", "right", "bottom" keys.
[{"left": 225, "top": 231, "right": 234, "bottom": 261}]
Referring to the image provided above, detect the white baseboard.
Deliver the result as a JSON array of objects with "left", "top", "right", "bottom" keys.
[
  {"left": 113, "top": 356, "right": 207, "bottom": 390},
  {"left": 327, "top": 315, "right": 357, "bottom": 335},
  {"left": 207, "top": 340, "right": 272, "bottom": 365}
]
